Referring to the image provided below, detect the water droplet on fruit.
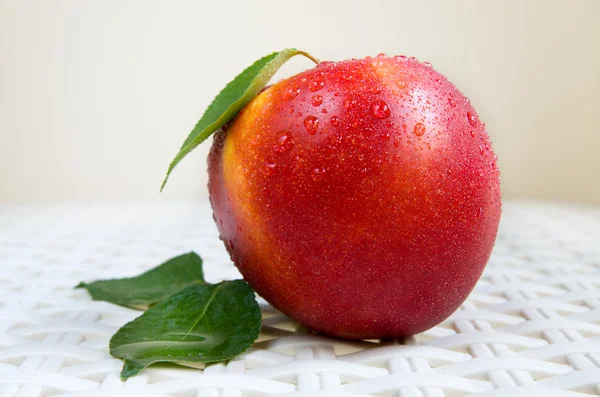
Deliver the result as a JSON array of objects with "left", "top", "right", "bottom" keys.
[
  {"left": 467, "top": 112, "right": 478, "bottom": 127},
  {"left": 321, "top": 108, "right": 328, "bottom": 114},
  {"left": 303, "top": 116, "right": 319, "bottom": 135},
  {"left": 311, "top": 95, "right": 323, "bottom": 106},
  {"left": 476, "top": 207, "right": 483, "bottom": 217},
  {"left": 309, "top": 79, "right": 325, "bottom": 92},
  {"left": 470, "top": 130, "right": 476, "bottom": 138},
  {"left": 394, "top": 55, "right": 408, "bottom": 61},
  {"left": 312, "top": 167, "right": 326, "bottom": 181},
  {"left": 448, "top": 98, "right": 456, "bottom": 107},
  {"left": 423, "top": 62, "right": 432, "bottom": 67},
  {"left": 413, "top": 122, "right": 426, "bottom": 136},
  {"left": 386, "top": 120, "right": 393, "bottom": 127},
  {"left": 283, "top": 87, "right": 300, "bottom": 101},
  {"left": 318, "top": 61, "right": 334, "bottom": 68},
  {"left": 377, "top": 53, "right": 387, "bottom": 58},
  {"left": 479, "top": 145, "right": 484, "bottom": 154},
  {"left": 272, "top": 131, "right": 294, "bottom": 153},
  {"left": 289, "top": 106, "right": 295, "bottom": 114},
  {"left": 265, "top": 162, "right": 276, "bottom": 176},
  {"left": 396, "top": 80, "right": 407, "bottom": 89},
  {"left": 330, "top": 116, "right": 340, "bottom": 126},
  {"left": 343, "top": 97, "right": 357, "bottom": 109},
  {"left": 371, "top": 100, "right": 390, "bottom": 119}
]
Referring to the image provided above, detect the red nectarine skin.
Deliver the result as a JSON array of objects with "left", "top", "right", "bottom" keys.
[{"left": 208, "top": 55, "right": 501, "bottom": 339}]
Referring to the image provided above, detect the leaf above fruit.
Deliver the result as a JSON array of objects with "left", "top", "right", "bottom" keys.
[{"left": 160, "top": 48, "right": 318, "bottom": 191}]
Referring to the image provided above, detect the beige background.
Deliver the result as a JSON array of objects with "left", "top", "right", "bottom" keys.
[{"left": 1, "top": 0, "right": 599, "bottom": 204}]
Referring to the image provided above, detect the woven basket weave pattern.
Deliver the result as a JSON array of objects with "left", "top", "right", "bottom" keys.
[{"left": 0, "top": 201, "right": 599, "bottom": 396}]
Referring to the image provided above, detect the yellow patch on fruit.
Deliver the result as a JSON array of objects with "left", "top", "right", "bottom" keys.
[
  {"left": 371, "top": 59, "right": 409, "bottom": 96},
  {"left": 221, "top": 89, "right": 303, "bottom": 295}
]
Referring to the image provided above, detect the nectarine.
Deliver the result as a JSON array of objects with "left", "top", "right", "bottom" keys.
[{"left": 208, "top": 55, "right": 501, "bottom": 339}]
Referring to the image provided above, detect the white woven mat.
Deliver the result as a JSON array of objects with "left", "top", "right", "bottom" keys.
[{"left": 1, "top": 200, "right": 599, "bottom": 397}]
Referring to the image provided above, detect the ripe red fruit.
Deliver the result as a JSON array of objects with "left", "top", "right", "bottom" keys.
[{"left": 208, "top": 55, "right": 501, "bottom": 339}]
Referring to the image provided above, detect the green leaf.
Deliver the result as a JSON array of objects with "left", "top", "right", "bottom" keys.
[
  {"left": 109, "top": 280, "right": 261, "bottom": 380},
  {"left": 160, "top": 48, "right": 318, "bottom": 191},
  {"left": 76, "top": 252, "right": 205, "bottom": 310}
]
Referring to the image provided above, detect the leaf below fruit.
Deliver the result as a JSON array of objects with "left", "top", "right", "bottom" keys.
[
  {"left": 76, "top": 252, "right": 205, "bottom": 310},
  {"left": 109, "top": 280, "right": 261, "bottom": 380},
  {"left": 161, "top": 48, "right": 318, "bottom": 190}
]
